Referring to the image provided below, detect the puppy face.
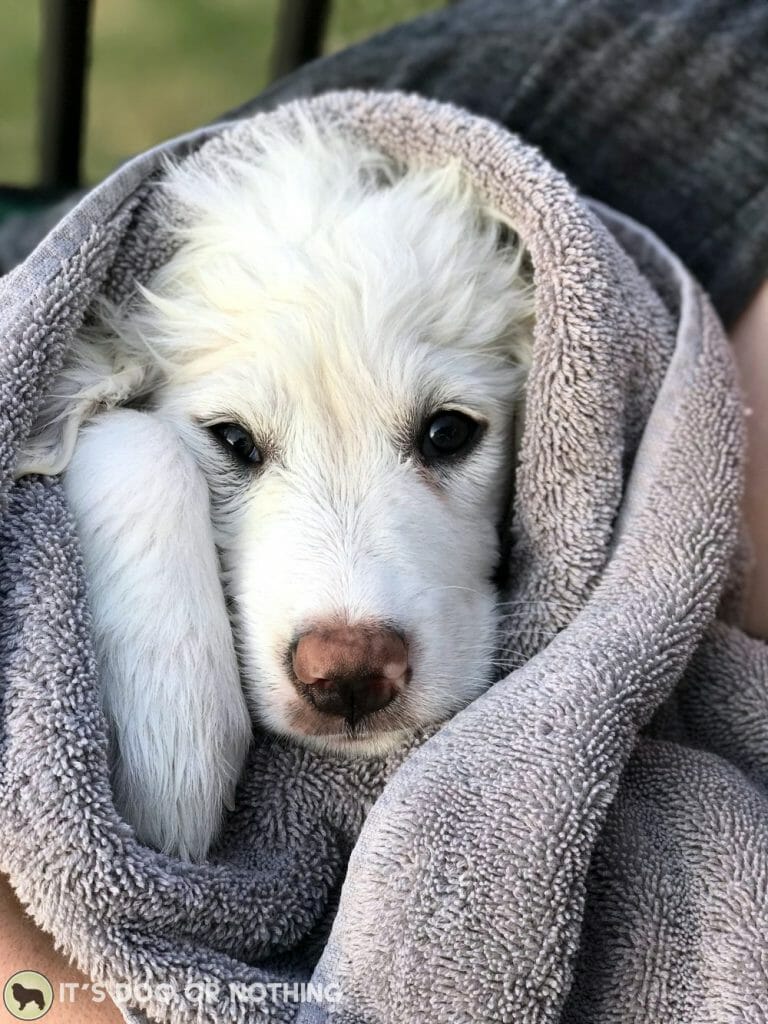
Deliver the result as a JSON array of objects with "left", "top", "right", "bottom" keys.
[
  {"left": 159, "top": 318, "right": 524, "bottom": 755},
  {"left": 23, "top": 122, "right": 534, "bottom": 760},
  {"left": 149, "top": 127, "right": 532, "bottom": 754}
]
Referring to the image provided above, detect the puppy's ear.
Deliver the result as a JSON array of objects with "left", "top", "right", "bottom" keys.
[
  {"left": 64, "top": 409, "right": 252, "bottom": 862},
  {"left": 15, "top": 324, "right": 152, "bottom": 479}
]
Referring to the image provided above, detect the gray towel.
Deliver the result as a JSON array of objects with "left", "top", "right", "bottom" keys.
[{"left": 0, "top": 91, "right": 764, "bottom": 1024}]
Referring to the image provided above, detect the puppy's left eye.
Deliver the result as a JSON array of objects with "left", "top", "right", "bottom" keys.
[
  {"left": 419, "top": 411, "right": 483, "bottom": 462},
  {"left": 210, "top": 422, "right": 262, "bottom": 466}
]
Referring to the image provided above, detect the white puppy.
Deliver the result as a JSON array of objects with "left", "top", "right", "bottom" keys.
[{"left": 18, "top": 119, "right": 534, "bottom": 860}]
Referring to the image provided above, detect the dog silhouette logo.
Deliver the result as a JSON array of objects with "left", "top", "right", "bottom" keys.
[{"left": 2, "top": 971, "right": 53, "bottom": 1020}]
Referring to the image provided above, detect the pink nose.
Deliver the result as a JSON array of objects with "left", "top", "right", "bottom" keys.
[{"left": 291, "top": 624, "right": 409, "bottom": 723}]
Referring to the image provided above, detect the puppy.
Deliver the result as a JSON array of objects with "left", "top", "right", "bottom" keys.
[{"left": 18, "top": 119, "right": 534, "bottom": 860}]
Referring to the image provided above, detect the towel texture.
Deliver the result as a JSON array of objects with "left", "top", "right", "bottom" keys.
[
  {"left": 231, "top": 0, "right": 768, "bottom": 329},
  {"left": 1, "top": 91, "right": 764, "bottom": 1024}
]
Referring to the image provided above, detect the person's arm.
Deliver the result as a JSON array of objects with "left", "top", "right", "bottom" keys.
[
  {"left": 730, "top": 279, "right": 768, "bottom": 639},
  {"left": 0, "top": 873, "right": 123, "bottom": 1022}
]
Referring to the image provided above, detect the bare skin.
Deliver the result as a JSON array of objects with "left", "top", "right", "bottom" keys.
[
  {"left": 729, "top": 279, "right": 768, "bottom": 639},
  {"left": 1, "top": 282, "right": 767, "bottom": 1021},
  {"left": 0, "top": 874, "right": 122, "bottom": 1022}
]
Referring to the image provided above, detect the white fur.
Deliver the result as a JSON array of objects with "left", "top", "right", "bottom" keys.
[
  {"left": 18, "top": 119, "right": 535, "bottom": 859},
  {"left": 63, "top": 410, "right": 251, "bottom": 861}
]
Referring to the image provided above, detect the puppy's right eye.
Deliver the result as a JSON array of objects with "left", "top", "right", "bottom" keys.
[
  {"left": 210, "top": 422, "right": 262, "bottom": 466},
  {"left": 418, "top": 410, "right": 483, "bottom": 463}
]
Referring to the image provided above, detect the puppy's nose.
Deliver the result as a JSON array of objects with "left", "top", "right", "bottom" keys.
[{"left": 291, "top": 624, "right": 408, "bottom": 723}]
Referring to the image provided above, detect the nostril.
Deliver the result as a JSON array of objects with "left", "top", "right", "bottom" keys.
[
  {"left": 290, "top": 623, "right": 409, "bottom": 721},
  {"left": 304, "top": 675, "right": 396, "bottom": 723}
]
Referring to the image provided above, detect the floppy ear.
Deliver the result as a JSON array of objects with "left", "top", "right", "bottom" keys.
[
  {"left": 15, "top": 322, "right": 153, "bottom": 479},
  {"left": 63, "top": 409, "right": 252, "bottom": 861}
]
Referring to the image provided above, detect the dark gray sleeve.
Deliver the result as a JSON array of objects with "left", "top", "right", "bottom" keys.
[{"left": 228, "top": 0, "right": 768, "bottom": 326}]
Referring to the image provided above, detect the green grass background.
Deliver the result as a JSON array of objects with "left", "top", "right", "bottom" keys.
[{"left": 1, "top": 1, "right": 442, "bottom": 186}]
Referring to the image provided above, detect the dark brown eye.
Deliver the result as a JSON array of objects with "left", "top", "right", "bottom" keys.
[
  {"left": 210, "top": 422, "right": 262, "bottom": 466},
  {"left": 419, "top": 411, "right": 482, "bottom": 463}
]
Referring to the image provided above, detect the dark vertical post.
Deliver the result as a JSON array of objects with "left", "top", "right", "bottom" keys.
[
  {"left": 270, "top": 0, "right": 331, "bottom": 81},
  {"left": 38, "top": 0, "right": 93, "bottom": 190}
]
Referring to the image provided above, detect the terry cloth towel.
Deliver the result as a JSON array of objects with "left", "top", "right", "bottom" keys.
[{"left": 0, "top": 91, "right": 765, "bottom": 1023}]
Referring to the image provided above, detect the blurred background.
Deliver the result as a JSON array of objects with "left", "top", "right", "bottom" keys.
[{"left": 1, "top": 0, "right": 441, "bottom": 187}]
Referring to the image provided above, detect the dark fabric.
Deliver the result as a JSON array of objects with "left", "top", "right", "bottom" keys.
[{"left": 227, "top": 0, "right": 768, "bottom": 327}]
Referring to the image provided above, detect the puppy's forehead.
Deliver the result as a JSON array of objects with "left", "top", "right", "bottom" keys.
[
  {"left": 184, "top": 329, "right": 425, "bottom": 433},
  {"left": 148, "top": 140, "right": 533, "bottom": 439},
  {"left": 180, "top": 322, "right": 514, "bottom": 441}
]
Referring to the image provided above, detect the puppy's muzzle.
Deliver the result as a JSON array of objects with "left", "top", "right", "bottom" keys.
[{"left": 291, "top": 623, "right": 409, "bottom": 724}]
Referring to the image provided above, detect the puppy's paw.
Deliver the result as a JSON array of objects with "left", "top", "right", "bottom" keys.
[{"left": 64, "top": 409, "right": 252, "bottom": 861}]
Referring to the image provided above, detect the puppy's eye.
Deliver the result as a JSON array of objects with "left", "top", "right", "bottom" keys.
[
  {"left": 210, "top": 422, "right": 262, "bottom": 466},
  {"left": 419, "top": 411, "right": 482, "bottom": 462}
]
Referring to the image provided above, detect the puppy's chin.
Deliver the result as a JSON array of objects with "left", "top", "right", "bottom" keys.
[{"left": 289, "top": 726, "right": 417, "bottom": 760}]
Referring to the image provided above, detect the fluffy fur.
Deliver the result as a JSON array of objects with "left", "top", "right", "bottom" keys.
[{"left": 17, "top": 119, "right": 535, "bottom": 860}]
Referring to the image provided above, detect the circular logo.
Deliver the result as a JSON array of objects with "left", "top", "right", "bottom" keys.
[{"left": 2, "top": 972, "right": 54, "bottom": 1020}]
